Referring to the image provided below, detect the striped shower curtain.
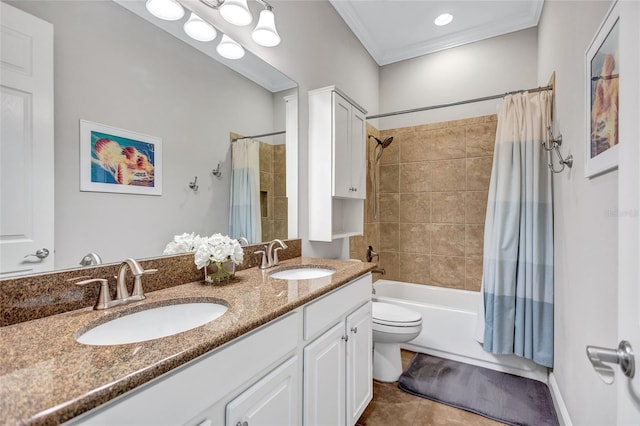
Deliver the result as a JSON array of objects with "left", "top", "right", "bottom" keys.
[
  {"left": 229, "top": 138, "right": 262, "bottom": 244},
  {"left": 479, "top": 91, "right": 554, "bottom": 368}
]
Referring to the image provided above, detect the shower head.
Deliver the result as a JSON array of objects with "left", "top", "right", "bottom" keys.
[{"left": 368, "top": 135, "right": 394, "bottom": 148}]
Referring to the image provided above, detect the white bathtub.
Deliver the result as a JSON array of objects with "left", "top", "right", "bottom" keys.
[{"left": 373, "top": 279, "right": 548, "bottom": 382}]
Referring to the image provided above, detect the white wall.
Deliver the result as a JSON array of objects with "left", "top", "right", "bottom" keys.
[
  {"left": 11, "top": 1, "right": 277, "bottom": 268},
  {"left": 378, "top": 28, "right": 538, "bottom": 129},
  {"left": 537, "top": 1, "right": 618, "bottom": 424}
]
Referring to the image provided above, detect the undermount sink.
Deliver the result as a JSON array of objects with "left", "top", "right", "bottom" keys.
[
  {"left": 76, "top": 301, "right": 228, "bottom": 346},
  {"left": 269, "top": 266, "right": 336, "bottom": 280}
]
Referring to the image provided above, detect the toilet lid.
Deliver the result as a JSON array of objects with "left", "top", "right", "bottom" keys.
[{"left": 372, "top": 302, "right": 422, "bottom": 326}]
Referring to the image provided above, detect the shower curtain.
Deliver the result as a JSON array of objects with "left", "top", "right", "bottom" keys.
[
  {"left": 479, "top": 91, "right": 554, "bottom": 368},
  {"left": 229, "top": 138, "right": 261, "bottom": 244}
]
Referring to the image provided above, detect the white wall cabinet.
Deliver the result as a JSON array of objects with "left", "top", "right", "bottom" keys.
[
  {"left": 68, "top": 273, "right": 373, "bottom": 426},
  {"left": 303, "top": 274, "right": 373, "bottom": 426},
  {"left": 309, "top": 86, "right": 367, "bottom": 241}
]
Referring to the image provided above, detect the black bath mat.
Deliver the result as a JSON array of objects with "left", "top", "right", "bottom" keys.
[{"left": 398, "top": 353, "right": 558, "bottom": 426}]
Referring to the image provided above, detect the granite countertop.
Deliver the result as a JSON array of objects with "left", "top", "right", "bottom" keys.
[{"left": 0, "top": 257, "right": 375, "bottom": 425}]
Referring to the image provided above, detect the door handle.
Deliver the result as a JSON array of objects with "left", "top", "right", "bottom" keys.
[
  {"left": 586, "top": 340, "right": 635, "bottom": 384},
  {"left": 24, "top": 248, "right": 50, "bottom": 260}
]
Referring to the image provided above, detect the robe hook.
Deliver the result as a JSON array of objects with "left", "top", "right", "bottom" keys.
[
  {"left": 545, "top": 126, "right": 573, "bottom": 174},
  {"left": 188, "top": 176, "right": 199, "bottom": 192},
  {"left": 212, "top": 162, "right": 222, "bottom": 178}
]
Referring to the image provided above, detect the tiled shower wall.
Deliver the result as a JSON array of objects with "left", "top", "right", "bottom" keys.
[
  {"left": 351, "top": 115, "right": 496, "bottom": 291},
  {"left": 259, "top": 142, "right": 287, "bottom": 242}
]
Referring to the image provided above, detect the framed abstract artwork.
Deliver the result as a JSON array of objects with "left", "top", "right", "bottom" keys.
[
  {"left": 80, "top": 120, "right": 162, "bottom": 195},
  {"left": 585, "top": 1, "right": 619, "bottom": 178}
]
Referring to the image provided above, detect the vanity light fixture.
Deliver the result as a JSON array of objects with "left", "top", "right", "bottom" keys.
[
  {"left": 434, "top": 13, "right": 453, "bottom": 26},
  {"left": 184, "top": 12, "right": 218, "bottom": 41},
  {"left": 251, "top": 6, "right": 280, "bottom": 47},
  {"left": 219, "top": 0, "right": 253, "bottom": 26},
  {"left": 145, "top": 0, "right": 185, "bottom": 21},
  {"left": 216, "top": 34, "right": 245, "bottom": 59}
]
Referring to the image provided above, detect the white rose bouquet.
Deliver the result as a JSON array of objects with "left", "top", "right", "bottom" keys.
[{"left": 163, "top": 232, "right": 244, "bottom": 282}]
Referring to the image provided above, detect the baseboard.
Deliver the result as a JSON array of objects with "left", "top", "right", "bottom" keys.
[{"left": 548, "top": 372, "right": 572, "bottom": 426}]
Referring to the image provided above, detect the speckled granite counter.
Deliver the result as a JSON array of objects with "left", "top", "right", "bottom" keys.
[{"left": 0, "top": 257, "right": 375, "bottom": 425}]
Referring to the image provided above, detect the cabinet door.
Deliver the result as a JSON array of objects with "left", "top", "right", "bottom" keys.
[
  {"left": 226, "top": 356, "right": 299, "bottom": 426},
  {"left": 350, "top": 108, "right": 366, "bottom": 200},
  {"left": 303, "top": 322, "right": 347, "bottom": 426},
  {"left": 346, "top": 302, "right": 373, "bottom": 425},
  {"left": 332, "top": 92, "right": 353, "bottom": 198}
]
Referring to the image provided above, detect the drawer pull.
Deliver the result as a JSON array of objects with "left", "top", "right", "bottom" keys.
[
  {"left": 351, "top": 327, "right": 358, "bottom": 334},
  {"left": 341, "top": 335, "right": 349, "bottom": 342}
]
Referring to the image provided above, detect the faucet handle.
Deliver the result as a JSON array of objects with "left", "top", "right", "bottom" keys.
[
  {"left": 74, "top": 278, "right": 113, "bottom": 310},
  {"left": 143, "top": 268, "right": 158, "bottom": 275},
  {"left": 255, "top": 250, "right": 269, "bottom": 269}
]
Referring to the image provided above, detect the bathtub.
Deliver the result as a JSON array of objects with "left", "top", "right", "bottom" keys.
[{"left": 373, "top": 279, "right": 548, "bottom": 382}]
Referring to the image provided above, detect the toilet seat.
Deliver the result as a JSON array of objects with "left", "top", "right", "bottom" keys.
[{"left": 372, "top": 302, "right": 422, "bottom": 327}]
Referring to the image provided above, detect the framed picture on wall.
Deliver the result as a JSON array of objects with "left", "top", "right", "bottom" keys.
[
  {"left": 585, "top": 1, "right": 619, "bottom": 178},
  {"left": 80, "top": 120, "right": 162, "bottom": 195}
]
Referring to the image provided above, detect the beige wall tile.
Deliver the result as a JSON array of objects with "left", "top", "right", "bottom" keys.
[
  {"left": 412, "top": 121, "right": 448, "bottom": 132},
  {"left": 273, "top": 220, "right": 287, "bottom": 240},
  {"left": 349, "top": 234, "right": 365, "bottom": 261},
  {"left": 425, "top": 127, "right": 466, "bottom": 160},
  {"left": 466, "top": 123, "right": 496, "bottom": 158},
  {"left": 379, "top": 251, "right": 399, "bottom": 281},
  {"left": 431, "top": 192, "right": 465, "bottom": 223},
  {"left": 465, "top": 224, "right": 484, "bottom": 256},
  {"left": 380, "top": 222, "right": 399, "bottom": 251},
  {"left": 399, "top": 254, "right": 430, "bottom": 284},
  {"left": 467, "top": 157, "right": 493, "bottom": 190},
  {"left": 399, "top": 192, "right": 431, "bottom": 223},
  {"left": 399, "top": 223, "right": 430, "bottom": 254},
  {"left": 431, "top": 256, "right": 465, "bottom": 289},
  {"left": 465, "top": 191, "right": 488, "bottom": 224},
  {"left": 274, "top": 173, "right": 286, "bottom": 197},
  {"left": 378, "top": 130, "right": 400, "bottom": 165},
  {"left": 274, "top": 197, "right": 288, "bottom": 218},
  {"left": 399, "top": 162, "right": 430, "bottom": 192},
  {"left": 259, "top": 142, "right": 273, "bottom": 173},
  {"left": 399, "top": 131, "right": 429, "bottom": 163},
  {"left": 465, "top": 257, "right": 483, "bottom": 292},
  {"left": 379, "top": 193, "right": 400, "bottom": 222},
  {"left": 260, "top": 171, "right": 273, "bottom": 193},
  {"left": 447, "top": 114, "right": 497, "bottom": 128},
  {"left": 273, "top": 144, "right": 286, "bottom": 171},
  {"left": 431, "top": 159, "right": 466, "bottom": 191},
  {"left": 366, "top": 222, "right": 380, "bottom": 254},
  {"left": 431, "top": 224, "right": 465, "bottom": 256},
  {"left": 379, "top": 165, "right": 399, "bottom": 193}
]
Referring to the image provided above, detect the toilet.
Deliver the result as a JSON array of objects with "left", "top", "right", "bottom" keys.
[{"left": 372, "top": 301, "right": 423, "bottom": 382}]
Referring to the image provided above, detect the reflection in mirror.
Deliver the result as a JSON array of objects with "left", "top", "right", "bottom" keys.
[{"left": 3, "top": 0, "right": 297, "bottom": 274}]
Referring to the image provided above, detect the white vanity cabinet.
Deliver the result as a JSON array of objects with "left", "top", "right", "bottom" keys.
[
  {"left": 309, "top": 86, "right": 367, "bottom": 241},
  {"left": 68, "top": 312, "right": 300, "bottom": 426},
  {"left": 303, "top": 274, "right": 373, "bottom": 426},
  {"left": 67, "top": 272, "right": 373, "bottom": 426}
]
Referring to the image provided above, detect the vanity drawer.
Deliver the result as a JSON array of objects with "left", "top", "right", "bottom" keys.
[{"left": 303, "top": 273, "right": 371, "bottom": 340}]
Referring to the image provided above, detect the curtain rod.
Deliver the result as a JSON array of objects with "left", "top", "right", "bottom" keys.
[
  {"left": 232, "top": 130, "right": 286, "bottom": 142},
  {"left": 366, "top": 85, "right": 553, "bottom": 120}
]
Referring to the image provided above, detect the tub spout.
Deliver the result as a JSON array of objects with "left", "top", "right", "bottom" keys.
[{"left": 372, "top": 268, "right": 385, "bottom": 275}]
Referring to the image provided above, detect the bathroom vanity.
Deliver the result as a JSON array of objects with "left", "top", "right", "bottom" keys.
[{"left": 0, "top": 257, "right": 374, "bottom": 425}]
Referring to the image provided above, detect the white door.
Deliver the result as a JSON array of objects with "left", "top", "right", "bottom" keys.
[
  {"left": 303, "top": 322, "right": 346, "bottom": 426},
  {"left": 617, "top": 0, "right": 640, "bottom": 422},
  {"left": 0, "top": 3, "right": 54, "bottom": 276},
  {"left": 346, "top": 302, "right": 372, "bottom": 425},
  {"left": 226, "top": 356, "right": 299, "bottom": 426},
  {"left": 333, "top": 92, "right": 352, "bottom": 198},
  {"left": 350, "top": 108, "right": 366, "bottom": 200}
]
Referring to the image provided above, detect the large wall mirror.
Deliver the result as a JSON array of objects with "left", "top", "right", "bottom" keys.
[{"left": 4, "top": 0, "right": 298, "bottom": 274}]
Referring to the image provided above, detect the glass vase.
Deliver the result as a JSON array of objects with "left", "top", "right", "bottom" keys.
[{"left": 204, "top": 261, "right": 236, "bottom": 283}]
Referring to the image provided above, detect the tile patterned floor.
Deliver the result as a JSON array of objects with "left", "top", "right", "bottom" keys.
[{"left": 357, "top": 351, "right": 505, "bottom": 426}]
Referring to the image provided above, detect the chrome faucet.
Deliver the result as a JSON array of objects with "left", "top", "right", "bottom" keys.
[
  {"left": 256, "top": 239, "right": 288, "bottom": 269},
  {"left": 79, "top": 252, "right": 102, "bottom": 266},
  {"left": 116, "top": 258, "right": 157, "bottom": 302}
]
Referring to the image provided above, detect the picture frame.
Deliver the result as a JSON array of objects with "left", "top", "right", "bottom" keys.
[
  {"left": 585, "top": 1, "right": 620, "bottom": 178},
  {"left": 80, "top": 120, "right": 162, "bottom": 195}
]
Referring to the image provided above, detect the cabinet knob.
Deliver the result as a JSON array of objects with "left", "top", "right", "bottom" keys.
[
  {"left": 351, "top": 327, "right": 358, "bottom": 334},
  {"left": 341, "top": 335, "right": 349, "bottom": 342},
  {"left": 235, "top": 422, "right": 248, "bottom": 426}
]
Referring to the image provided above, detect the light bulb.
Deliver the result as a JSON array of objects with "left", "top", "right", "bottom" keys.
[
  {"left": 145, "top": 0, "right": 184, "bottom": 21},
  {"left": 252, "top": 8, "right": 280, "bottom": 47},
  {"left": 217, "top": 34, "right": 245, "bottom": 59},
  {"left": 219, "top": 0, "right": 253, "bottom": 26},
  {"left": 184, "top": 13, "right": 217, "bottom": 42}
]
